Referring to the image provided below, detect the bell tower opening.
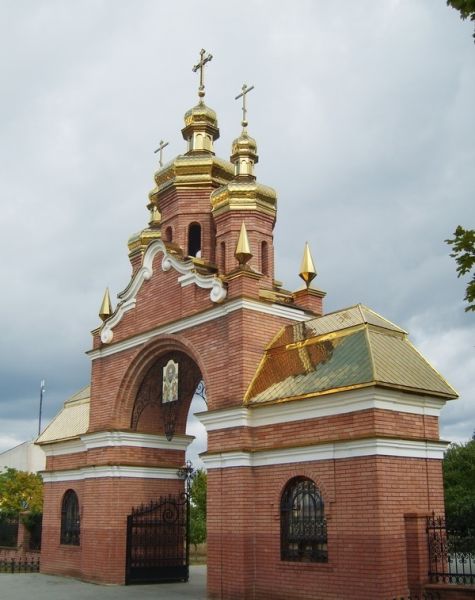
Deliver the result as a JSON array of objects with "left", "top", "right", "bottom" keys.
[{"left": 188, "top": 222, "right": 202, "bottom": 257}]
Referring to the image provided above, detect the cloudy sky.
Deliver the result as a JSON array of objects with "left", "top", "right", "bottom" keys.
[{"left": 0, "top": 1, "right": 474, "bottom": 463}]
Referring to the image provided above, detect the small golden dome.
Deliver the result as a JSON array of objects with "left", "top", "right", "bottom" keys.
[
  {"left": 231, "top": 131, "right": 258, "bottom": 156},
  {"left": 182, "top": 101, "right": 220, "bottom": 154},
  {"left": 184, "top": 101, "right": 218, "bottom": 129},
  {"left": 230, "top": 130, "right": 259, "bottom": 178}
]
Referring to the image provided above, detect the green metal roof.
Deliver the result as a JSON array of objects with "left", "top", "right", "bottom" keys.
[{"left": 246, "top": 305, "right": 457, "bottom": 405}]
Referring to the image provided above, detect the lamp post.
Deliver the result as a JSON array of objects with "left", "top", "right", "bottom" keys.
[{"left": 177, "top": 459, "right": 195, "bottom": 494}]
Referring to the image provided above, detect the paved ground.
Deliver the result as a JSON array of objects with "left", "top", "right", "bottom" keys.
[{"left": 0, "top": 565, "right": 207, "bottom": 600}]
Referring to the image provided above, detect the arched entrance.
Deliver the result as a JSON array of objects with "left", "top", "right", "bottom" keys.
[
  {"left": 131, "top": 350, "right": 202, "bottom": 441},
  {"left": 125, "top": 347, "right": 205, "bottom": 584}
]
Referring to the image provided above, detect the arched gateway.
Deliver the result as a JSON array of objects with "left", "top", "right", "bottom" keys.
[{"left": 37, "top": 53, "right": 457, "bottom": 599}]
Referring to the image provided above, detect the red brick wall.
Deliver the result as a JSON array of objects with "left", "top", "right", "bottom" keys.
[
  {"left": 40, "top": 477, "right": 183, "bottom": 583},
  {"left": 207, "top": 456, "right": 445, "bottom": 600},
  {"left": 207, "top": 410, "right": 439, "bottom": 453}
]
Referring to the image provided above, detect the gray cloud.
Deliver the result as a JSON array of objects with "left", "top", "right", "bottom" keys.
[{"left": 0, "top": 1, "right": 474, "bottom": 452}]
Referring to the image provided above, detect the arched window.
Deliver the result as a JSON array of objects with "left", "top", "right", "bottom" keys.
[
  {"left": 60, "top": 489, "right": 80, "bottom": 545},
  {"left": 261, "top": 241, "right": 269, "bottom": 275},
  {"left": 281, "top": 477, "right": 327, "bottom": 562},
  {"left": 188, "top": 223, "right": 201, "bottom": 257},
  {"left": 165, "top": 226, "right": 173, "bottom": 242}
]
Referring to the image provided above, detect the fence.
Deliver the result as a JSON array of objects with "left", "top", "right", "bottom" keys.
[
  {"left": 0, "top": 516, "right": 19, "bottom": 547},
  {"left": 0, "top": 556, "right": 40, "bottom": 573},
  {"left": 427, "top": 513, "right": 475, "bottom": 585}
]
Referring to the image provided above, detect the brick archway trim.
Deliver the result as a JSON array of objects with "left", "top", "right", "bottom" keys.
[
  {"left": 115, "top": 333, "right": 208, "bottom": 428},
  {"left": 100, "top": 239, "right": 227, "bottom": 344}
]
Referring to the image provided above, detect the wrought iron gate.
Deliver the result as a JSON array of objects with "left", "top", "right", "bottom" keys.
[{"left": 125, "top": 493, "right": 189, "bottom": 584}]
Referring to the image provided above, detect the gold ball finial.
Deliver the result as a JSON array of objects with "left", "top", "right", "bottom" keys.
[
  {"left": 234, "top": 222, "right": 253, "bottom": 267},
  {"left": 299, "top": 242, "right": 317, "bottom": 288}
]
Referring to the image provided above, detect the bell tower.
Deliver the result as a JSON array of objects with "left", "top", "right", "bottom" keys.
[{"left": 212, "top": 83, "right": 277, "bottom": 287}]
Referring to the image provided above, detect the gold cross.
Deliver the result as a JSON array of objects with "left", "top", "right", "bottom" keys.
[
  {"left": 235, "top": 83, "right": 255, "bottom": 128},
  {"left": 192, "top": 49, "right": 213, "bottom": 99},
  {"left": 154, "top": 139, "right": 169, "bottom": 167}
]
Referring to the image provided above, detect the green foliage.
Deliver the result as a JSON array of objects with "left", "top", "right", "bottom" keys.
[
  {"left": 21, "top": 510, "right": 43, "bottom": 532},
  {"left": 0, "top": 468, "right": 43, "bottom": 516},
  {"left": 446, "top": 226, "right": 475, "bottom": 312},
  {"left": 443, "top": 439, "right": 475, "bottom": 529},
  {"left": 447, "top": 0, "right": 475, "bottom": 40},
  {"left": 189, "top": 469, "right": 207, "bottom": 548}
]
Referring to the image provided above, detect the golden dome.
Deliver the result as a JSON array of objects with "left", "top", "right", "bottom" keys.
[
  {"left": 184, "top": 101, "right": 218, "bottom": 129},
  {"left": 231, "top": 131, "right": 258, "bottom": 156},
  {"left": 230, "top": 129, "right": 259, "bottom": 178},
  {"left": 182, "top": 101, "right": 220, "bottom": 153}
]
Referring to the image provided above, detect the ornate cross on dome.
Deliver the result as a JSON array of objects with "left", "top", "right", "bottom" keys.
[
  {"left": 192, "top": 48, "right": 213, "bottom": 99},
  {"left": 154, "top": 139, "right": 169, "bottom": 167},
  {"left": 235, "top": 83, "right": 255, "bottom": 129}
]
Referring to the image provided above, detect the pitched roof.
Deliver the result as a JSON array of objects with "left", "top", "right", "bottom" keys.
[
  {"left": 36, "top": 385, "right": 90, "bottom": 444},
  {"left": 245, "top": 304, "right": 457, "bottom": 405}
]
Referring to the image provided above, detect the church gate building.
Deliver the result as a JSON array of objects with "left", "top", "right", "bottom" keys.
[{"left": 36, "top": 52, "right": 457, "bottom": 600}]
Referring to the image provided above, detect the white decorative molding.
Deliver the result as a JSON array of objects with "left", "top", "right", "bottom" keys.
[
  {"left": 41, "top": 439, "right": 85, "bottom": 457},
  {"left": 196, "top": 388, "right": 446, "bottom": 432},
  {"left": 90, "top": 297, "right": 308, "bottom": 360},
  {"left": 100, "top": 240, "right": 227, "bottom": 344},
  {"left": 41, "top": 465, "right": 180, "bottom": 483},
  {"left": 41, "top": 432, "right": 194, "bottom": 457},
  {"left": 201, "top": 438, "right": 449, "bottom": 470},
  {"left": 82, "top": 431, "right": 194, "bottom": 451},
  {"left": 161, "top": 252, "right": 227, "bottom": 303}
]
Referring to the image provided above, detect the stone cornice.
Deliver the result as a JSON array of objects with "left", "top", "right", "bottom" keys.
[
  {"left": 201, "top": 438, "right": 449, "bottom": 469},
  {"left": 196, "top": 387, "right": 446, "bottom": 432},
  {"left": 41, "top": 465, "right": 180, "bottom": 482},
  {"left": 41, "top": 432, "right": 194, "bottom": 457}
]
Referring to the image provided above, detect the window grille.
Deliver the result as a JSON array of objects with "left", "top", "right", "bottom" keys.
[
  {"left": 281, "top": 477, "right": 327, "bottom": 562},
  {"left": 60, "top": 489, "right": 80, "bottom": 545}
]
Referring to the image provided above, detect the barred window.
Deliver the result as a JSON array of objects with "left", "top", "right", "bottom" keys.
[
  {"left": 281, "top": 477, "right": 327, "bottom": 562},
  {"left": 60, "top": 489, "right": 80, "bottom": 545}
]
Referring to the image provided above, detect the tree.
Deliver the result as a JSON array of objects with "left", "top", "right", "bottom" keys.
[
  {"left": 0, "top": 468, "right": 43, "bottom": 516},
  {"left": 446, "top": 226, "right": 475, "bottom": 312},
  {"left": 189, "top": 469, "right": 207, "bottom": 549},
  {"left": 443, "top": 438, "right": 475, "bottom": 529},
  {"left": 446, "top": 0, "right": 475, "bottom": 41}
]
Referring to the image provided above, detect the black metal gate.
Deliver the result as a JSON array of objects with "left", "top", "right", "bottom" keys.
[{"left": 125, "top": 493, "right": 189, "bottom": 584}]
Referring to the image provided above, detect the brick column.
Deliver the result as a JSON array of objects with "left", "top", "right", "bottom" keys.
[
  {"left": 17, "top": 513, "right": 30, "bottom": 555},
  {"left": 404, "top": 512, "right": 431, "bottom": 596}
]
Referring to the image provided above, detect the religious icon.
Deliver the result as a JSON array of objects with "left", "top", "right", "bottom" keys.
[{"left": 162, "top": 359, "right": 179, "bottom": 403}]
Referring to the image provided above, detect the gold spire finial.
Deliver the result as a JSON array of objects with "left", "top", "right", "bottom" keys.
[
  {"left": 99, "top": 287, "right": 113, "bottom": 322},
  {"left": 154, "top": 139, "right": 169, "bottom": 168},
  {"left": 235, "top": 83, "right": 255, "bottom": 129},
  {"left": 299, "top": 242, "right": 317, "bottom": 288},
  {"left": 235, "top": 222, "right": 252, "bottom": 267},
  {"left": 192, "top": 48, "right": 213, "bottom": 100}
]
